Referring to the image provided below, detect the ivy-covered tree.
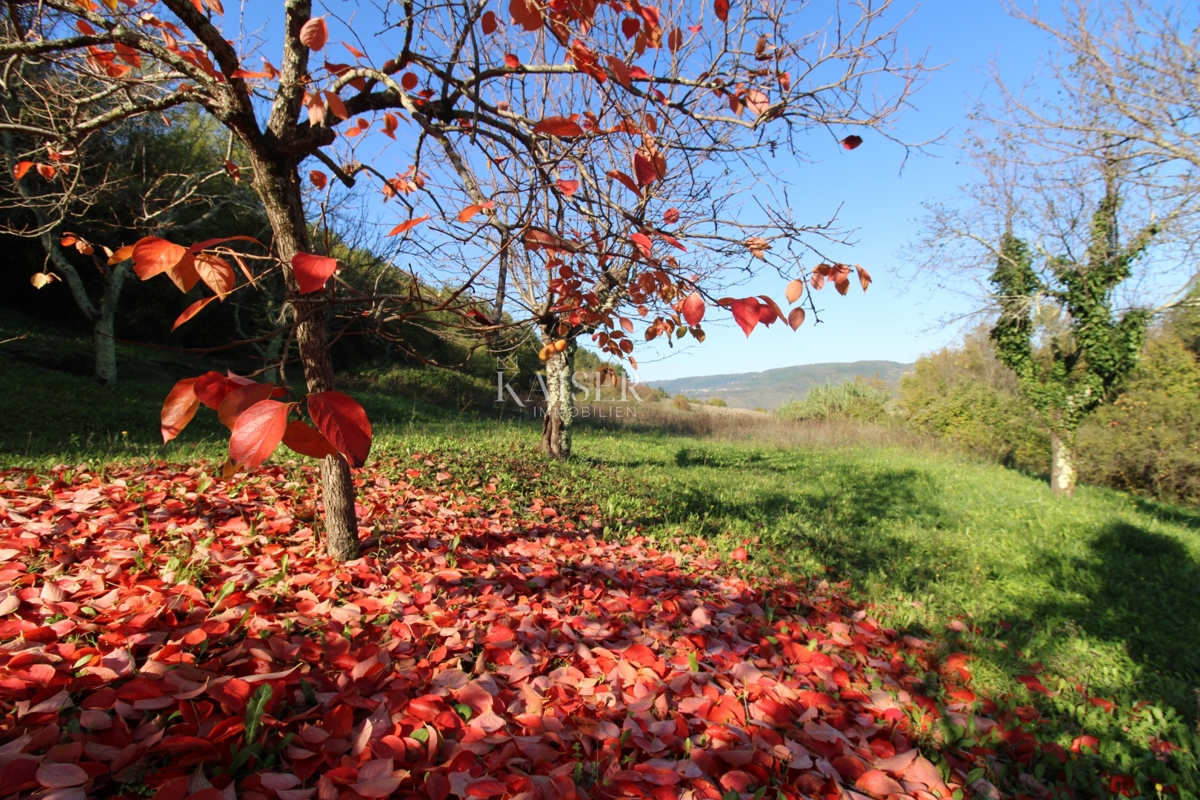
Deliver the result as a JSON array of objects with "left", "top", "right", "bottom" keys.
[{"left": 990, "top": 177, "right": 1155, "bottom": 495}]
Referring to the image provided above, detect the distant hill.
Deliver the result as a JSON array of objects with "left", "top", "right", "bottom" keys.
[{"left": 647, "top": 360, "right": 912, "bottom": 411}]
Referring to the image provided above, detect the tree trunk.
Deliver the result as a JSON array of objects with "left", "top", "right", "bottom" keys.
[
  {"left": 540, "top": 339, "right": 576, "bottom": 459},
  {"left": 92, "top": 263, "right": 128, "bottom": 387},
  {"left": 1050, "top": 430, "right": 1078, "bottom": 497},
  {"left": 250, "top": 152, "right": 359, "bottom": 561}
]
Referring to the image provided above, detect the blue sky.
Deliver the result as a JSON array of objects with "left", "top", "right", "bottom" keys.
[
  {"left": 630, "top": 0, "right": 1057, "bottom": 381},
  {"left": 239, "top": 0, "right": 1059, "bottom": 381}
]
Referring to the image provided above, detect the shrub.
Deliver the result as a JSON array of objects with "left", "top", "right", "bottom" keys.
[
  {"left": 776, "top": 378, "right": 890, "bottom": 423},
  {"left": 672, "top": 394, "right": 691, "bottom": 411},
  {"left": 1078, "top": 333, "right": 1200, "bottom": 505},
  {"left": 707, "top": 398, "right": 728, "bottom": 407}
]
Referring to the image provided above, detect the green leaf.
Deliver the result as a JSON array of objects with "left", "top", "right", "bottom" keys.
[
  {"left": 411, "top": 727, "right": 430, "bottom": 743},
  {"left": 244, "top": 683, "right": 273, "bottom": 743}
]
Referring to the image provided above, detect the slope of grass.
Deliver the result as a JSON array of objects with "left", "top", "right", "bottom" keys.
[{"left": 3, "top": 321, "right": 1197, "bottom": 794}]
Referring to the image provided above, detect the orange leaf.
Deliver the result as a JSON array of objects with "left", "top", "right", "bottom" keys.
[
  {"left": 324, "top": 90, "right": 349, "bottom": 120},
  {"left": 36, "top": 164, "right": 55, "bottom": 180},
  {"left": 523, "top": 227, "right": 579, "bottom": 253},
  {"left": 172, "top": 296, "right": 217, "bottom": 331},
  {"left": 308, "top": 391, "right": 372, "bottom": 467},
  {"left": 299, "top": 17, "right": 328, "bottom": 51},
  {"left": 343, "top": 42, "right": 366, "bottom": 59},
  {"left": 229, "top": 400, "right": 290, "bottom": 469},
  {"left": 457, "top": 201, "right": 495, "bottom": 223},
  {"left": 856, "top": 264, "right": 872, "bottom": 291},
  {"left": 667, "top": 28, "right": 683, "bottom": 52},
  {"left": 223, "top": 160, "right": 240, "bottom": 181},
  {"left": 194, "top": 254, "right": 235, "bottom": 298},
  {"left": 13, "top": 161, "right": 33, "bottom": 180},
  {"left": 745, "top": 89, "right": 769, "bottom": 117},
  {"left": 132, "top": 237, "right": 189, "bottom": 281},
  {"left": 108, "top": 243, "right": 134, "bottom": 265},
  {"left": 387, "top": 214, "right": 430, "bottom": 237},
  {"left": 785, "top": 279, "right": 804, "bottom": 304},
  {"left": 533, "top": 116, "right": 584, "bottom": 137},
  {"left": 787, "top": 307, "right": 805, "bottom": 330},
  {"left": 682, "top": 292, "right": 705, "bottom": 326},
  {"left": 619, "top": 317, "right": 634, "bottom": 333},
  {"left": 161, "top": 378, "right": 200, "bottom": 443},
  {"left": 291, "top": 252, "right": 338, "bottom": 294},
  {"left": 281, "top": 419, "right": 338, "bottom": 460}
]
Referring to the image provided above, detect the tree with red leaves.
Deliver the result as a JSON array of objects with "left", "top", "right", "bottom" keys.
[{"left": 1, "top": 0, "right": 921, "bottom": 555}]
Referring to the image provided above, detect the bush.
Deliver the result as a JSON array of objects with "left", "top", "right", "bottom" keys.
[
  {"left": 898, "top": 329, "right": 1049, "bottom": 473},
  {"left": 776, "top": 378, "right": 890, "bottom": 423},
  {"left": 707, "top": 398, "right": 727, "bottom": 407},
  {"left": 1078, "top": 333, "right": 1200, "bottom": 505},
  {"left": 672, "top": 394, "right": 691, "bottom": 411}
]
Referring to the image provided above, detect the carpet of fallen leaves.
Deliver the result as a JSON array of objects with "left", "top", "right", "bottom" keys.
[{"left": 0, "top": 460, "right": 1050, "bottom": 800}]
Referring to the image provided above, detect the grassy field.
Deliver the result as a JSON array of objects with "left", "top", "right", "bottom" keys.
[{"left": 3, "top": 314, "right": 1198, "bottom": 794}]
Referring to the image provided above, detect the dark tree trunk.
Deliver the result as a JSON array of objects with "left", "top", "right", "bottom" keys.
[{"left": 249, "top": 151, "right": 359, "bottom": 561}]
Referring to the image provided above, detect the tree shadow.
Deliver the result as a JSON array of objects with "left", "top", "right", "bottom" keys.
[{"left": 1017, "top": 520, "right": 1200, "bottom": 715}]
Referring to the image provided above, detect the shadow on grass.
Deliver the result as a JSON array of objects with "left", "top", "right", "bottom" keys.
[{"left": 1020, "top": 521, "right": 1200, "bottom": 715}]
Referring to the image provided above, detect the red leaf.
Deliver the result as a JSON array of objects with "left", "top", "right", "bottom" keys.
[
  {"left": 387, "top": 215, "right": 430, "bottom": 237},
  {"left": 533, "top": 116, "right": 584, "bottom": 137},
  {"left": 132, "top": 237, "right": 190, "bottom": 280},
  {"left": 715, "top": 0, "right": 729, "bottom": 22},
  {"left": 729, "top": 297, "right": 761, "bottom": 336},
  {"left": 630, "top": 232, "right": 654, "bottom": 258},
  {"left": 161, "top": 378, "right": 200, "bottom": 444},
  {"left": 523, "top": 227, "right": 579, "bottom": 253},
  {"left": 310, "top": 170, "right": 328, "bottom": 189},
  {"left": 457, "top": 201, "right": 495, "bottom": 223},
  {"left": 855, "top": 770, "right": 904, "bottom": 798},
  {"left": 299, "top": 16, "right": 328, "bottom": 51},
  {"left": 308, "top": 391, "right": 373, "bottom": 467},
  {"left": 1070, "top": 735, "right": 1100, "bottom": 754},
  {"left": 217, "top": 381, "right": 275, "bottom": 430},
  {"left": 324, "top": 90, "right": 349, "bottom": 120},
  {"left": 36, "top": 762, "right": 88, "bottom": 789},
  {"left": 291, "top": 252, "right": 339, "bottom": 294},
  {"left": 607, "top": 56, "right": 631, "bottom": 89},
  {"left": 757, "top": 294, "right": 784, "bottom": 325},
  {"left": 663, "top": 207, "right": 680, "bottom": 224},
  {"left": 13, "top": 161, "right": 33, "bottom": 180},
  {"left": 607, "top": 170, "right": 641, "bottom": 196},
  {"left": 465, "top": 779, "right": 507, "bottom": 798},
  {"left": 481, "top": 10, "right": 498, "bottom": 34},
  {"left": 282, "top": 420, "right": 338, "bottom": 460},
  {"left": 745, "top": 89, "right": 769, "bottom": 117},
  {"left": 841, "top": 135, "right": 863, "bottom": 150},
  {"left": 622, "top": 17, "right": 640, "bottom": 38},
  {"left": 504, "top": 53, "right": 520, "bottom": 69},
  {"left": 682, "top": 292, "right": 705, "bottom": 326},
  {"left": 632, "top": 152, "right": 659, "bottom": 185},
  {"left": 667, "top": 28, "right": 683, "bottom": 52},
  {"left": 401, "top": 72, "right": 418, "bottom": 90},
  {"left": 171, "top": 296, "right": 217, "bottom": 331},
  {"left": 556, "top": 179, "right": 579, "bottom": 197},
  {"left": 731, "top": 547, "right": 748, "bottom": 562},
  {"left": 787, "top": 307, "right": 805, "bottom": 330},
  {"left": 36, "top": 163, "right": 55, "bottom": 180},
  {"left": 229, "top": 400, "right": 290, "bottom": 469},
  {"left": 194, "top": 371, "right": 235, "bottom": 409}
]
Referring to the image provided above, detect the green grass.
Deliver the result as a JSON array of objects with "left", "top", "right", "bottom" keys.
[{"left": 3, "top": 314, "right": 1198, "bottom": 794}]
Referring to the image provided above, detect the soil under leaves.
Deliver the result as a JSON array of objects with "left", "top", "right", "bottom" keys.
[{"left": 0, "top": 460, "right": 1145, "bottom": 799}]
